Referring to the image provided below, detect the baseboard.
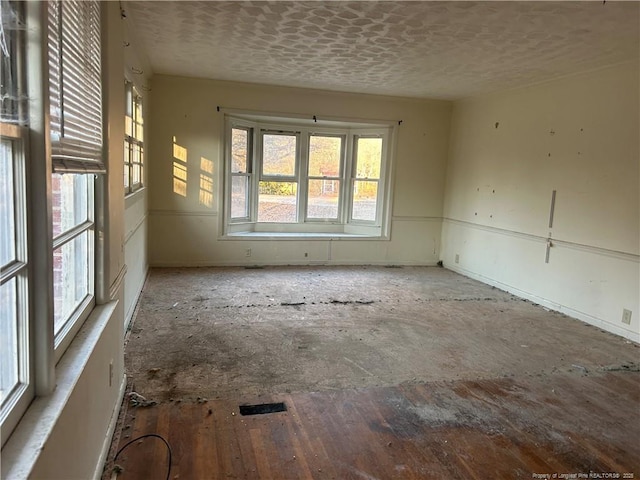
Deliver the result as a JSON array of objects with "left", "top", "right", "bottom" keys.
[
  {"left": 124, "top": 266, "right": 149, "bottom": 331},
  {"left": 93, "top": 374, "right": 127, "bottom": 480},
  {"left": 148, "top": 260, "right": 440, "bottom": 268},
  {"left": 446, "top": 264, "right": 640, "bottom": 344}
]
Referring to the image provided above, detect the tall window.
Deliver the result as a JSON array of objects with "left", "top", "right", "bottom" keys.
[
  {"left": 225, "top": 116, "right": 392, "bottom": 237},
  {"left": 258, "top": 131, "right": 299, "bottom": 223},
  {"left": 1, "top": 0, "right": 103, "bottom": 444},
  {"left": 1, "top": 0, "right": 31, "bottom": 444},
  {"left": 307, "top": 135, "right": 343, "bottom": 221},
  {"left": 230, "top": 127, "right": 252, "bottom": 219},
  {"left": 48, "top": 0, "right": 102, "bottom": 348},
  {"left": 124, "top": 81, "right": 144, "bottom": 193},
  {"left": 351, "top": 136, "right": 383, "bottom": 223}
]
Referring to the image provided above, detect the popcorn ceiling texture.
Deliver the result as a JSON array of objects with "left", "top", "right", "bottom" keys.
[{"left": 126, "top": 1, "right": 639, "bottom": 99}]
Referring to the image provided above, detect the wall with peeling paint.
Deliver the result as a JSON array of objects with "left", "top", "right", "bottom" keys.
[{"left": 441, "top": 62, "right": 640, "bottom": 341}]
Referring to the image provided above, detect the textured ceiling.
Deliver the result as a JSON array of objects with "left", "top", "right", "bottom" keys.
[{"left": 125, "top": 1, "right": 640, "bottom": 100}]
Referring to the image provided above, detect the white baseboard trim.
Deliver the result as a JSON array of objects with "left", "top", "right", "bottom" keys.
[
  {"left": 124, "top": 266, "right": 149, "bottom": 331},
  {"left": 148, "top": 260, "right": 440, "bottom": 268},
  {"left": 447, "top": 264, "right": 640, "bottom": 344},
  {"left": 93, "top": 374, "right": 127, "bottom": 480}
]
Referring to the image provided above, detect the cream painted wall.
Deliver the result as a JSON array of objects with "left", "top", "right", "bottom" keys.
[
  {"left": 441, "top": 62, "right": 640, "bottom": 341},
  {"left": 123, "top": 22, "right": 151, "bottom": 327},
  {"left": 124, "top": 191, "right": 147, "bottom": 325},
  {"left": 148, "top": 76, "right": 451, "bottom": 266}
]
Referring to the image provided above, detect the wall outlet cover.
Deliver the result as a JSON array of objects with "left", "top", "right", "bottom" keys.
[{"left": 622, "top": 309, "right": 632, "bottom": 325}]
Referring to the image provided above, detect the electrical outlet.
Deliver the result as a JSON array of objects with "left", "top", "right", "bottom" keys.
[
  {"left": 622, "top": 309, "right": 632, "bottom": 325},
  {"left": 245, "top": 248, "right": 251, "bottom": 257},
  {"left": 455, "top": 254, "right": 460, "bottom": 264},
  {"left": 304, "top": 252, "right": 308, "bottom": 257}
]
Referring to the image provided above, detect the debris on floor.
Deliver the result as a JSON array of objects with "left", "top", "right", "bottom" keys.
[{"left": 128, "top": 392, "right": 157, "bottom": 408}]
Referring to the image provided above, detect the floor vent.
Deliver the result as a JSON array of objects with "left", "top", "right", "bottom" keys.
[{"left": 239, "top": 402, "right": 287, "bottom": 416}]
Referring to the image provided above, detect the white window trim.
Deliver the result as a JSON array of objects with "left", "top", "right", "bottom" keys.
[{"left": 222, "top": 113, "right": 396, "bottom": 240}]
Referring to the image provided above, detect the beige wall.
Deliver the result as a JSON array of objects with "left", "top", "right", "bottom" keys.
[
  {"left": 148, "top": 76, "right": 451, "bottom": 266},
  {"left": 123, "top": 19, "right": 151, "bottom": 327},
  {"left": 441, "top": 62, "right": 640, "bottom": 341}
]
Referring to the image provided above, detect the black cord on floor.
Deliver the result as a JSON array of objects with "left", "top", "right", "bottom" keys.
[{"left": 113, "top": 433, "right": 172, "bottom": 480}]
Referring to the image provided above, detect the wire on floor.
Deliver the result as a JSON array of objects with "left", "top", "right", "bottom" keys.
[{"left": 113, "top": 434, "right": 172, "bottom": 480}]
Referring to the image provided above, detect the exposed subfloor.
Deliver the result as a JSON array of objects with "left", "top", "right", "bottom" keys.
[{"left": 105, "top": 266, "right": 640, "bottom": 479}]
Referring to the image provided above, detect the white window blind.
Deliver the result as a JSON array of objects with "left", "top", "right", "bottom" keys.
[{"left": 48, "top": 0, "right": 104, "bottom": 174}]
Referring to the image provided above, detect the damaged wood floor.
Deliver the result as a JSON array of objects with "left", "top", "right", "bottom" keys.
[{"left": 104, "top": 266, "right": 640, "bottom": 480}]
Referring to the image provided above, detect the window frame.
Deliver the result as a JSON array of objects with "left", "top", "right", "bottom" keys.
[
  {"left": 224, "top": 114, "right": 394, "bottom": 238},
  {"left": 47, "top": 0, "right": 102, "bottom": 360},
  {"left": 229, "top": 124, "right": 254, "bottom": 222},
  {"left": 348, "top": 134, "right": 387, "bottom": 226},
  {"left": 0, "top": 123, "right": 33, "bottom": 447},
  {"left": 51, "top": 173, "right": 96, "bottom": 359},
  {"left": 304, "top": 133, "right": 346, "bottom": 223},
  {"left": 256, "top": 128, "right": 301, "bottom": 224},
  {"left": 124, "top": 80, "right": 144, "bottom": 194}
]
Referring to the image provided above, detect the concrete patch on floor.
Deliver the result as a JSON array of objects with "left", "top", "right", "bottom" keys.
[{"left": 124, "top": 266, "right": 639, "bottom": 403}]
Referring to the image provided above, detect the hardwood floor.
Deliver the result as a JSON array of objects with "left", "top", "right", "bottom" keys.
[{"left": 110, "top": 371, "right": 639, "bottom": 480}]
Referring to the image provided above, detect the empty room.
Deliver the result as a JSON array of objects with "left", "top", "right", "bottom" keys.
[{"left": 1, "top": 1, "right": 638, "bottom": 479}]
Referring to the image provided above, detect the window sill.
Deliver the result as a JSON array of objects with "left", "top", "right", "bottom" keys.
[
  {"left": 124, "top": 186, "right": 145, "bottom": 202},
  {"left": 1, "top": 301, "right": 119, "bottom": 479},
  {"left": 222, "top": 231, "right": 388, "bottom": 241}
]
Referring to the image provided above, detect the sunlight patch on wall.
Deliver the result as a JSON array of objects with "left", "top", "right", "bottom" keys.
[
  {"left": 173, "top": 136, "right": 187, "bottom": 197},
  {"left": 199, "top": 156, "right": 214, "bottom": 208}
]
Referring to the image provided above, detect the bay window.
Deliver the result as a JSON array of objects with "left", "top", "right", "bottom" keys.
[{"left": 225, "top": 115, "right": 393, "bottom": 237}]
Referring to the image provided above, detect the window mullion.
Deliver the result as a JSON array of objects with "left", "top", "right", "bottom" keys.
[
  {"left": 342, "top": 134, "right": 355, "bottom": 224},
  {"left": 250, "top": 127, "right": 260, "bottom": 222},
  {"left": 298, "top": 131, "right": 309, "bottom": 223},
  {"left": 52, "top": 219, "right": 93, "bottom": 249},
  {"left": 27, "top": 0, "right": 56, "bottom": 398},
  {"left": 0, "top": 261, "right": 28, "bottom": 285}
]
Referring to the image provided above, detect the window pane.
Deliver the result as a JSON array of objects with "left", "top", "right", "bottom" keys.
[
  {"left": 124, "top": 141, "right": 130, "bottom": 190},
  {"left": 53, "top": 231, "right": 90, "bottom": 334},
  {"left": 0, "top": 277, "right": 18, "bottom": 403},
  {"left": 355, "top": 137, "right": 382, "bottom": 179},
  {"left": 0, "top": 138, "right": 16, "bottom": 267},
  {"left": 136, "top": 121, "right": 143, "bottom": 142},
  {"left": 135, "top": 97, "right": 143, "bottom": 141},
  {"left": 52, "top": 174, "right": 88, "bottom": 238},
  {"left": 231, "top": 128, "right": 248, "bottom": 173},
  {"left": 125, "top": 114, "right": 133, "bottom": 137},
  {"left": 132, "top": 163, "right": 141, "bottom": 186},
  {"left": 307, "top": 179, "right": 340, "bottom": 219},
  {"left": 309, "top": 136, "right": 341, "bottom": 177},
  {"left": 258, "top": 181, "right": 297, "bottom": 223},
  {"left": 352, "top": 180, "right": 378, "bottom": 222},
  {"left": 0, "top": 1, "right": 24, "bottom": 123},
  {"left": 231, "top": 175, "right": 248, "bottom": 218},
  {"left": 262, "top": 133, "right": 296, "bottom": 176}
]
